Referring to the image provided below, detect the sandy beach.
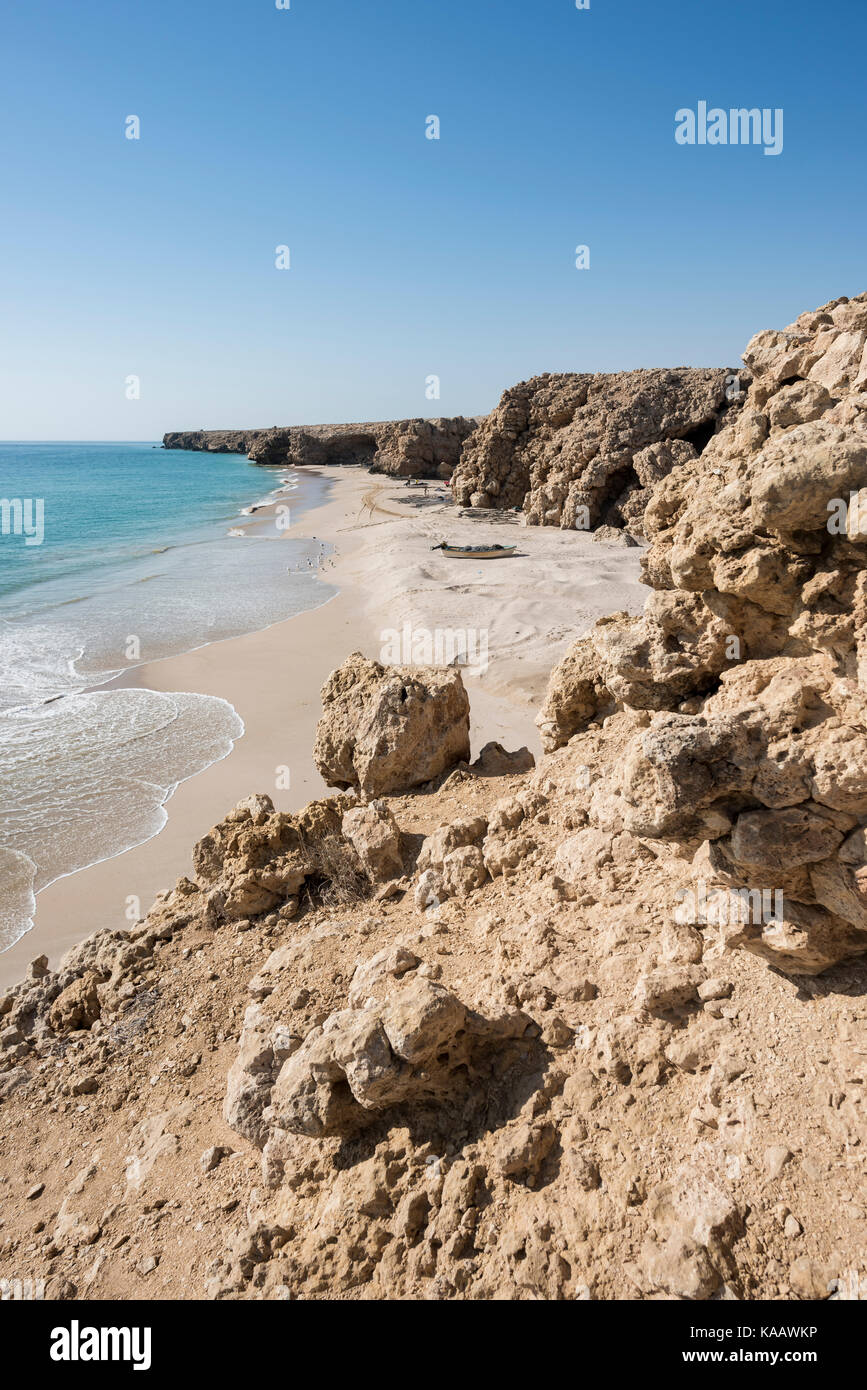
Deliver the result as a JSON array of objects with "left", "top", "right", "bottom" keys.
[{"left": 0, "top": 465, "right": 647, "bottom": 989}]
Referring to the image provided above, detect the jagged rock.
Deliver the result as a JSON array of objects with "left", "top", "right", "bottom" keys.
[
  {"left": 48, "top": 973, "right": 102, "bottom": 1032},
  {"left": 192, "top": 793, "right": 360, "bottom": 923},
  {"left": 648, "top": 1165, "right": 744, "bottom": 1270},
  {"left": 470, "top": 742, "right": 535, "bottom": 775},
  {"left": 262, "top": 978, "right": 528, "bottom": 1140},
  {"left": 0, "top": 1066, "right": 29, "bottom": 1101},
  {"left": 483, "top": 832, "right": 534, "bottom": 878},
  {"left": 536, "top": 635, "right": 611, "bottom": 751},
  {"left": 314, "top": 653, "right": 470, "bottom": 796},
  {"left": 201, "top": 1145, "right": 231, "bottom": 1173},
  {"left": 341, "top": 801, "right": 404, "bottom": 882},
  {"left": 223, "top": 1006, "right": 279, "bottom": 1147},
  {"left": 347, "top": 947, "right": 420, "bottom": 1009},
  {"left": 414, "top": 868, "right": 444, "bottom": 913},
  {"left": 590, "top": 1015, "right": 668, "bottom": 1087},
  {"left": 494, "top": 1121, "right": 556, "bottom": 1181},
  {"left": 637, "top": 1234, "right": 721, "bottom": 1300},
  {"left": 553, "top": 828, "right": 615, "bottom": 884},
  {"left": 415, "top": 816, "right": 489, "bottom": 903},
  {"left": 417, "top": 817, "right": 487, "bottom": 873},
  {"left": 592, "top": 525, "right": 639, "bottom": 547},
  {"left": 439, "top": 845, "right": 488, "bottom": 898},
  {"left": 451, "top": 367, "right": 742, "bottom": 532},
  {"left": 634, "top": 965, "right": 705, "bottom": 1015},
  {"left": 538, "top": 297, "right": 867, "bottom": 973}
]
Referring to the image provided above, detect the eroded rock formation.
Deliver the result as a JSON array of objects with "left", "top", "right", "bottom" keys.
[
  {"left": 163, "top": 417, "right": 478, "bottom": 479},
  {"left": 450, "top": 367, "right": 744, "bottom": 531},
  {"left": 538, "top": 293, "right": 867, "bottom": 974},
  {"left": 313, "top": 652, "right": 471, "bottom": 796}
]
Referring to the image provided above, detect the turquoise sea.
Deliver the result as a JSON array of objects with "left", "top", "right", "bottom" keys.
[{"left": 0, "top": 442, "right": 335, "bottom": 952}]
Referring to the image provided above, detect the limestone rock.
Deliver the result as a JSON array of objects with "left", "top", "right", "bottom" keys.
[
  {"left": 494, "top": 1122, "right": 556, "bottom": 1182},
  {"left": 262, "top": 978, "right": 528, "bottom": 1141},
  {"left": 538, "top": 300, "right": 867, "bottom": 973},
  {"left": 634, "top": 965, "right": 705, "bottom": 1015},
  {"left": 341, "top": 801, "right": 404, "bottom": 882},
  {"left": 164, "top": 416, "right": 479, "bottom": 480},
  {"left": 470, "top": 742, "right": 535, "bottom": 776},
  {"left": 192, "top": 793, "right": 359, "bottom": 924},
  {"left": 416, "top": 816, "right": 489, "bottom": 902},
  {"left": 48, "top": 973, "right": 102, "bottom": 1033},
  {"left": 536, "top": 635, "right": 610, "bottom": 751},
  {"left": 348, "top": 947, "right": 420, "bottom": 1010},
  {"left": 451, "top": 367, "right": 741, "bottom": 532},
  {"left": 223, "top": 1006, "right": 279, "bottom": 1147},
  {"left": 314, "top": 653, "right": 470, "bottom": 796}
]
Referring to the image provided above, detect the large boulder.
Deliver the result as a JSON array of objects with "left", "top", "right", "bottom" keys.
[
  {"left": 313, "top": 653, "right": 471, "bottom": 796},
  {"left": 48, "top": 973, "right": 102, "bottom": 1033},
  {"left": 191, "top": 793, "right": 358, "bottom": 924}
]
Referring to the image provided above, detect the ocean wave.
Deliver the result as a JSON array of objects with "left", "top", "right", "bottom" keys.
[
  {"left": 0, "top": 847, "right": 37, "bottom": 953},
  {"left": 0, "top": 689, "right": 244, "bottom": 953},
  {"left": 0, "top": 621, "right": 116, "bottom": 715}
]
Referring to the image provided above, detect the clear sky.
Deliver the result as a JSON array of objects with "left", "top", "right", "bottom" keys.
[{"left": 1, "top": 0, "right": 864, "bottom": 439}]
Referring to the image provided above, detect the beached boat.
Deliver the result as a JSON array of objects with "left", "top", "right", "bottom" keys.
[{"left": 431, "top": 542, "right": 517, "bottom": 559}]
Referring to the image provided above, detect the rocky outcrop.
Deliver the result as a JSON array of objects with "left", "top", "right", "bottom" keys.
[
  {"left": 539, "top": 293, "right": 867, "bottom": 974},
  {"left": 451, "top": 368, "right": 744, "bottom": 532},
  {"left": 414, "top": 790, "right": 546, "bottom": 910},
  {"left": 313, "top": 652, "right": 471, "bottom": 796},
  {"left": 262, "top": 976, "right": 530, "bottom": 1140},
  {"left": 191, "top": 793, "right": 354, "bottom": 924},
  {"left": 340, "top": 802, "right": 404, "bottom": 882},
  {"left": 163, "top": 430, "right": 263, "bottom": 455},
  {"left": 163, "top": 417, "right": 479, "bottom": 479}
]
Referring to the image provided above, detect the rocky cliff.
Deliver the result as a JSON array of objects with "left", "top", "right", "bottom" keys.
[
  {"left": 539, "top": 293, "right": 867, "bottom": 975},
  {"left": 162, "top": 429, "right": 263, "bottom": 455},
  {"left": 451, "top": 368, "right": 746, "bottom": 534},
  {"left": 163, "top": 417, "right": 479, "bottom": 479}
]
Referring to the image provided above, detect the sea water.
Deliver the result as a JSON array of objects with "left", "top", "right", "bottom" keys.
[{"left": 0, "top": 442, "right": 335, "bottom": 952}]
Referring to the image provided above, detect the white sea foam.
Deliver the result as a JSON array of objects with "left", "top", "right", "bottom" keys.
[
  {"left": 0, "top": 848, "right": 38, "bottom": 954},
  {"left": 0, "top": 468, "right": 335, "bottom": 956},
  {"left": 0, "top": 689, "right": 243, "bottom": 951},
  {"left": 0, "top": 621, "right": 113, "bottom": 714}
]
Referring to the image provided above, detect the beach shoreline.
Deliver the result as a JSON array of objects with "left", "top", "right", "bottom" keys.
[{"left": 0, "top": 464, "right": 647, "bottom": 989}]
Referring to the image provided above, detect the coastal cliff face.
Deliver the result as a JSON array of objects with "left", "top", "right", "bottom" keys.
[
  {"left": 163, "top": 430, "right": 256, "bottom": 454},
  {"left": 537, "top": 292, "right": 867, "bottom": 977},
  {"left": 451, "top": 367, "right": 744, "bottom": 533},
  {"left": 2, "top": 295, "right": 867, "bottom": 1303},
  {"left": 163, "top": 417, "right": 479, "bottom": 479}
]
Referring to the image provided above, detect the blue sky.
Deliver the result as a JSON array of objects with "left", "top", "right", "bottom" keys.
[{"left": 0, "top": 0, "right": 864, "bottom": 439}]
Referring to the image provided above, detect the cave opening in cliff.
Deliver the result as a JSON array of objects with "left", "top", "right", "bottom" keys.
[
  {"left": 677, "top": 418, "right": 718, "bottom": 455},
  {"left": 320, "top": 434, "right": 378, "bottom": 468}
]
